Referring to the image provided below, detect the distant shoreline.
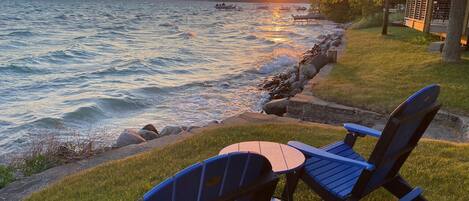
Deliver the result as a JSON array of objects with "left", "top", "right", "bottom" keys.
[{"left": 205, "top": 0, "right": 311, "bottom": 4}]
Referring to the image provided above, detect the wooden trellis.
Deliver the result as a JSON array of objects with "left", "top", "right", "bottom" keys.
[
  {"left": 405, "top": 0, "right": 469, "bottom": 42},
  {"left": 404, "top": 0, "right": 432, "bottom": 32}
]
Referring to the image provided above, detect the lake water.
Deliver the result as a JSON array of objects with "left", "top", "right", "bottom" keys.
[{"left": 0, "top": 0, "right": 340, "bottom": 156}]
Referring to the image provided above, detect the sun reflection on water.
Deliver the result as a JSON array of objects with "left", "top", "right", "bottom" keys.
[{"left": 255, "top": 8, "right": 291, "bottom": 43}]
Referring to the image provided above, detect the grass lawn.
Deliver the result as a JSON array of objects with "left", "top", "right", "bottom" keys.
[
  {"left": 26, "top": 123, "right": 469, "bottom": 201},
  {"left": 314, "top": 27, "right": 469, "bottom": 115}
]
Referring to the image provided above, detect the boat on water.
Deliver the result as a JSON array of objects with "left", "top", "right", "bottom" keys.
[
  {"left": 256, "top": 5, "right": 269, "bottom": 10},
  {"left": 279, "top": 6, "right": 291, "bottom": 11},
  {"left": 296, "top": 6, "right": 308, "bottom": 11},
  {"left": 215, "top": 3, "right": 240, "bottom": 10}
]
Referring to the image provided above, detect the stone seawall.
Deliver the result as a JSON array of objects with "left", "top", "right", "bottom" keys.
[
  {"left": 285, "top": 89, "right": 469, "bottom": 141},
  {"left": 259, "top": 25, "right": 469, "bottom": 142}
]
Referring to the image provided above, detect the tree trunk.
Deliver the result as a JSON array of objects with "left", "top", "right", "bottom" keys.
[
  {"left": 382, "top": 0, "right": 390, "bottom": 35},
  {"left": 442, "top": 0, "right": 468, "bottom": 63}
]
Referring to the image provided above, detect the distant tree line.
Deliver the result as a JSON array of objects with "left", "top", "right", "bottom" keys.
[{"left": 312, "top": 0, "right": 405, "bottom": 22}]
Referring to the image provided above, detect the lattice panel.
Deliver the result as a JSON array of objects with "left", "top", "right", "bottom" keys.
[{"left": 405, "top": 0, "right": 430, "bottom": 20}]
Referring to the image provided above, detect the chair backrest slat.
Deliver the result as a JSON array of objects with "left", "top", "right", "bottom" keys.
[
  {"left": 219, "top": 153, "right": 250, "bottom": 195},
  {"left": 143, "top": 152, "right": 274, "bottom": 201},
  {"left": 199, "top": 156, "right": 229, "bottom": 200},
  {"left": 174, "top": 163, "right": 204, "bottom": 201},
  {"left": 352, "top": 84, "right": 441, "bottom": 197}
]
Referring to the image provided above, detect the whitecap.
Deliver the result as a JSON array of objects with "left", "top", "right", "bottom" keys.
[{"left": 257, "top": 55, "right": 297, "bottom": 74}]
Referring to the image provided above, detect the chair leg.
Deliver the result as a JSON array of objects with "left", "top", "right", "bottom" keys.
[
  {"left": 281, "top": 169, "right": 303, "bottom": 201},
  {"left": 383, "top": 176, "right": 427, "bottom": 201},
  {"left": 344, "top": 133, "right": 358, "bottom": 147}
]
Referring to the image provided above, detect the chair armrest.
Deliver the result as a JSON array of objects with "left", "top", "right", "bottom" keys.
[
  {"left": 288, "top": 141, "right": 375, "bottom": 170},
  {"left": 399, "top": 187, "right": 423, "bottom": 201},
  {"left": 343, "top": 123, "right": 382, "bottom": 138}
]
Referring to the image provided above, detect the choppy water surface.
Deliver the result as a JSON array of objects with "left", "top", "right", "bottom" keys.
[{"left": 0, "top": 0, "right": 341, "bottom": 155}]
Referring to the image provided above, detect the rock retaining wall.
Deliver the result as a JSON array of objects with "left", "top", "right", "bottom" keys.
[
  {"left": 261, "top": 30, "right": 344, "bottom": 101},
  {"left": 259, "top": 25, "right": 469, "bottom": 142},
  {"left": 286, "top": 92, "right": 469, "bottom": 141}
]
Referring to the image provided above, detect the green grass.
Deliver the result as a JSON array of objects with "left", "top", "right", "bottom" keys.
[
  {"left": 314, "top": 27, "right": 469, "bottom": 115},
  {"left": 26, "top": 123, "right": 469, "bottom": 201},
  {"left": 19, "top": 154, "right": 58, "bottom": 176},
  {"left": 0, "top": 165, "right": 14, "bottom": 188}
]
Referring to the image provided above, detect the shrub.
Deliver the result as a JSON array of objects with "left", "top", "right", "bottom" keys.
[
  {"left": 19, "top": 154, "right": 57, "bottom": 176},
  {"left": 319, "top": 0, "right": 356, "bottom": 23},
  {"left": 0, "top": 165, "right": 14, "bottom": 188},
  {"left": 351, "top": 12, "right": 384, "bottom": 29},
  {"left": 350, "top": 12, "right": 405, "bottom": 29},
  {"left": 315, "top": 0, "right": 406, "bottom": 23},
  {"left": 11, "top": 132, "right": 108, "bottom": 176}
]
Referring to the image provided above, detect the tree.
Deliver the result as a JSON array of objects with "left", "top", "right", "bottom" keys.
[
  {"left": 442, "top": 0, "right": 468, "bottom": 63},
  {"left": 382, "top": 0, "right": 390, "bottom": 35}
]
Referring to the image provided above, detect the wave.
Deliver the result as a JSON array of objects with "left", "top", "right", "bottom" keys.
[
  {"left": 91, "top": 66, "right": 150, "bottom": 76},
  {"left": 0, "top": 120, "right": 12, "bottom": 127},
  {"left": 34, "top": 49, "right": 98, "bottom": 64},
  {"left": 96, "top": 97, "right": 149, "bottom": 112},
  {"left": 90, "top": 60, "right": 166, "bottom": 76},
  {"left": 257, "top": 55, "right": 297, "bottom": 74},
  {"left": 54, "top": 14, "right": 68, "bottom": 20},
  {"left": 159, "top": 22, "right": 175, "bottom": 27},
  {"left": 244, "top": 35, "right": 258, "bottom": 40},
  {"left": 168, "top": 69, "right": 193, "bottom": 74},
  {"left": 136, "top": 86, "right": 170, "bottom": 94},
  {"left": 7, "top": 96, "right": 151, "bottom": 133},
  {"left": 100, "top": 25, "right": 127, "bottom": 31},
  {"left": 0, "top": 64, "right": 48, "bottom": 74},
  {"left": 21, "top": 117, "right": 66, "bottom": 130},
  {"left": 148, "top": 56, "right": 185, "bottom": 66},
  {"left": 0, "top": 16, "right": 22, "bottom": 21},
  {"left": 102, "top": 13, "right": 116, "bottom": 20},
  {"left": 5, "top": 31, "right": 34, "bottom": 37},
  {"left": 260, "top": 38, "right": 276, "bottom": 45},
  {"left": 73, "top": 36, "right": 87, "bottom": 40},
  {"left": 62, "top": 105, "right": 108, "bottom": 124}
]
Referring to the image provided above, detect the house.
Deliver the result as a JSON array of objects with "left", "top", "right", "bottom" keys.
[{"left": 404, "top": 0, "right": 469, "bottom": 45}]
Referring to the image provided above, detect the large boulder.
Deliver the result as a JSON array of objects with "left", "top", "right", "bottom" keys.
[
  {"left": 142, "top": 124, "right": 158, "bottom": 134},
  {"left": 299, "top": 63, "right": 317, "bottom": 80},
  {"left": 263, "top": 98, "right": 289, "bottom": 116},
  {"left": 160, "top": 126, "right": 187, "bottom": 136},
  {"left": 138, "top": 124, "right": 159, "bottom": 140},
  {"left": 291, "top": 81, "right": 303, "bottom": 90},
  {"left": 138, "top": 129, "right": 159, "bottom": 141},
  {"left": 299, "top": 54, "right": 330, "bottom": 81},
  {"left": 116, "top": 129, "right": 146, "bottom": 147},
  {"left": 307, "top": 54, "right": 330, "bottom": 70},
  {"left": 331, "top": 39, "right": 341, "bottom": 47}
]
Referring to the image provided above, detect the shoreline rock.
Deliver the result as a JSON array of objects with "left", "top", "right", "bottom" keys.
[
  {"left": 115, "top": 129, "right": 146, "bottom": 148},
  {"left": 260, "top": 30, "right": 344, "bottom": 102},
  {"left": 160, "top": 126, "right": 188, "bottom": 136},
  {"left": 263, "top": 98, "right": 288, "bottom": 116}
]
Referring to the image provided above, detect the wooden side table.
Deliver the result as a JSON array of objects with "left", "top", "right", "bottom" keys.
[{"left": 219, "top": 141, "right": 305, "bottom": 201}]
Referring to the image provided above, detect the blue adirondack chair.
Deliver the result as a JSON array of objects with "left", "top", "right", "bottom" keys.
[
  {"left": 288, "top": 84, "right": 441, "bottom": 201},
  {"left": 143, "top": 152, "right": 279, "bottom": 201}
]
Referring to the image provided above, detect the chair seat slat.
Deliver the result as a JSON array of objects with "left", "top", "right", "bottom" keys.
[
  {"left": 307, "top": 154, "right": 355, "bottom": 176},
  {"left": 302, "top": 141, "right": 367, "bottom": 199},
  {"left": 306, "top": 152, "right": 357, "bottom": 174},
  {"left": 322, "top": 167, "right": 362, "bottom": 186}
]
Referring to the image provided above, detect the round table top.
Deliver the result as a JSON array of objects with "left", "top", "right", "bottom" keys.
[{"left": 219, "top": 141, "right": 305, "bottom": 174}]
